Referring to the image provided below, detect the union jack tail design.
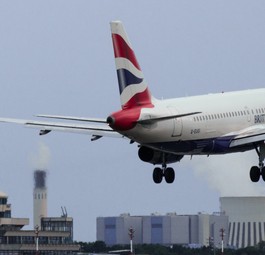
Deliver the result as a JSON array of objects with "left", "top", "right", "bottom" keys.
[{"left": 110, "top": 21, "right": 153, "bottom": 110}]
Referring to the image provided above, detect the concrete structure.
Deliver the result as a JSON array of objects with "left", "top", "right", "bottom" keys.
[
  {"left": 33, "top": 170, "right": 47, "bottom": 228},
  {"left": 97, "top": 212, "right": 228, "bottom": 247},
  {"left": 220, "top": 196, "right": 265, "bottom": 249},
  {"left": 97, "top": 214, "right": 142, "bottom": 245},
  {"left": 0, "top": 191, "right": 29, "bottom": 231},
  {"left": 41, "top": 216, "right": 74, "bottom": 241},
  {"left": 142, "top": 214, "right": 190, "bottom": 245},
  {"left": 0, "top": 191, "right": 79, "bottom": 254}
]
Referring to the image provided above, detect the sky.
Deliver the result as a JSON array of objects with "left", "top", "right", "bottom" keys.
[{"left": 1, "top": 0, "right": 265, "bottom": 242}]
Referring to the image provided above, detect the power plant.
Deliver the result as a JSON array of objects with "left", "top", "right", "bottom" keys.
[
  {"left": 33, "top": 170, "right": 48, "bottom": 228},
  {"left": 220, "top": 196, "right": 265, "bottom": 248},
  {"left": 0, "top": 165, "right": 265, "bottom": 253},
  {"left": 0, "top": 156, "right": 265, "bottom": 252}
]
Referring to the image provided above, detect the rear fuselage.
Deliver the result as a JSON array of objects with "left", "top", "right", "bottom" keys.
[{"left": 119, "top": 88, "right": 265, "bottom": 155}]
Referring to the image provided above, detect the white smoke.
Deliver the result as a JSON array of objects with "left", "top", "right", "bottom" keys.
[
  {"left": 29, "top": 142, "right": 51, "bottom": 170},
  {"left": 183, "top": 151, "right": 265, "bottom": 196}
]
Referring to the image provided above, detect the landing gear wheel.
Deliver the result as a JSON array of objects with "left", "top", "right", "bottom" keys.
[
  {"left": 153, "top": 167, "right": 163, "bottom": 184},
  {"left": 250, "top": 166, "right": 260, "bottom": 182},
  {"left": 164, "top": 167, "right": 175, "bottom": 184},
  {"left": 261, "top": 167, "right": 265, "bottom": 182}
]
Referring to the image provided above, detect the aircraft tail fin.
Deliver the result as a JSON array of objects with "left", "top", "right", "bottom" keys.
[{"left": 110, "top": 21, "right": 153, "bottom": 109}]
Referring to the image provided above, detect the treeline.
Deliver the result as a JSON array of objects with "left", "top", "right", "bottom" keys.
[{"left": 75, "top": 240, "right": 265, "bottom": 255}]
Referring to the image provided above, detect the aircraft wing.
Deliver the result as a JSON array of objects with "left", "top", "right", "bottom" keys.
[
  {"left": 229, "top": 125, "right": 265, "bottom": 147},
  {"left": 0, "top": 117, "right": 122, "bottom": 140}
]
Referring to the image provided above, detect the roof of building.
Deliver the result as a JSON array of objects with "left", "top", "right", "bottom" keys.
[{"left": 0, "top": 191, "right": 8, "bottom": 198}]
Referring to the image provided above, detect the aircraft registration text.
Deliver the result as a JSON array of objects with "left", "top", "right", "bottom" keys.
[
  {"left": 254, "top": 114, "right": 265, "bottom": 124},
  {"left": 191, "top": 129, "right": 200, "bottom": 135}
]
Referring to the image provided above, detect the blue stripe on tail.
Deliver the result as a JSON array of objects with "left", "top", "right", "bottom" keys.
[{"left": 117, "top": 69, "right": 143, "bottom": 94}]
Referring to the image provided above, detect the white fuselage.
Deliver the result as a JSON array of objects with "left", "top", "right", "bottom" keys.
[{"left": 122, "top": 88, "right": 265, "bottom": 155}]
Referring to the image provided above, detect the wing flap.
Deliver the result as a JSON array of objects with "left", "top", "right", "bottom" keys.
[{"left": 230, "top": 125, "right": 265, "bottom": 147}]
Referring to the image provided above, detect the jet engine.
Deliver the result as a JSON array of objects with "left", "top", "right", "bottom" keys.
[{"left": 138, "top": 146, "right": 183, "bottom": 165}]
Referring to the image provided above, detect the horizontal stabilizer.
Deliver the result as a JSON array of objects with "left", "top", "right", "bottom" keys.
[
  {"left": 36, "top": 114, "right": 107, "bottom": 123},
  {"left": 0, "top": 117, "right": 122, "bottom": 138}
]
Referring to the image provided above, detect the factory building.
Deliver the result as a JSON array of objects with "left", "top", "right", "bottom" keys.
[
  {"left": 220, "top": 196, "right": 265, "bottom": 249},
  {"left": 97, "top": 213, "right": 228, "bottom": 247},
  {"left": 97, "top": 214, "right": 142, "bottom": 245}
]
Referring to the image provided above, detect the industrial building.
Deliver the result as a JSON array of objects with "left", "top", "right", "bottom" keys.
[
  {"left": 98, "top": 197, "right": 265, "bottom": 249},
  {"left": 220, "top": 196, "right": 265, "bottom": 249},
  {"left": 97, "top": 212, "right": 229, "bottom": 248}
]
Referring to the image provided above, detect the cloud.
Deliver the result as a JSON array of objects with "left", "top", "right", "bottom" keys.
[{"left": 184, "top": 151, "right": 265, "bottom": 196}]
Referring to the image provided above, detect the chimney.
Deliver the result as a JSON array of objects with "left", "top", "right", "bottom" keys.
[{"left": 33, "top": 170, "right": 47, "bottom": 228}]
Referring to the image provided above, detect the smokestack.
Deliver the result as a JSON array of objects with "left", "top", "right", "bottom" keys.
[
  {"left": 33, "top": 170, "right": 47, "bottom": 228},
  {"left": 34, "top": 170, "right": 46, "bottom": 189}
]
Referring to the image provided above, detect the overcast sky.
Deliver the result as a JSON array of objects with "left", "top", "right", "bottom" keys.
[{"left": 1, "top": 0, "right": 265, "bottom": 242}]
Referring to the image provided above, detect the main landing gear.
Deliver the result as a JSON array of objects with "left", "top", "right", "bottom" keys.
[
  {"left": 250, "top": 144, "right": 265, "bottom": 182},
  {"left": 153, "top": 164, "right": 175, "bottom": 184}
]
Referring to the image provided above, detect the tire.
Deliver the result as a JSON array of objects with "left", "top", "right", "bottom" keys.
[
  {"left": 250, "top": 166, "right": 260, "bottom": 182},
  {"left": 153, "top": 167, "right": 163, "bottom": 184},
  {"left": 261, "top": 167, "right": 265, "bottom": 182},
  {"left": 164, "top": 167, "right": 175, "bottom": 184}
]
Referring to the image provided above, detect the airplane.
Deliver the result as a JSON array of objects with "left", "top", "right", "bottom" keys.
[{"left": 0, "top": 20, "right": 265, "bottom": 184}]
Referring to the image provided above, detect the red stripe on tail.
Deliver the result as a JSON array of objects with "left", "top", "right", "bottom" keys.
[{"left": 112, "top": 34, "right": 141, "bottom": 71}]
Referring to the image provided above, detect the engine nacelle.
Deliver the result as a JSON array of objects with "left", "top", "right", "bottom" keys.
[{"left": 138, "top": 146, "right": 183, "bottom": 165}]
